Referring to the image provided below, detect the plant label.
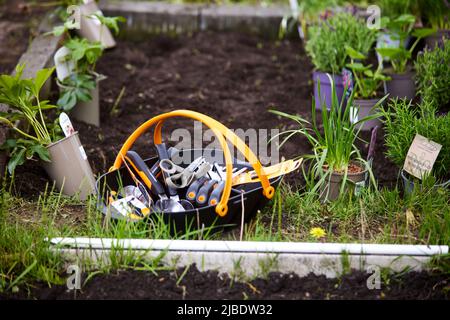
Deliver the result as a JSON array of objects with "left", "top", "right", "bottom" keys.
[
  {"left": 59, "top": 112, "right": 75, "bottom": 137},
  {"left": 54, "top": 47, "right": 75, "bottom": 82},
  {"left": 403, "top": 134, "right": 442, "bottom": 179}
]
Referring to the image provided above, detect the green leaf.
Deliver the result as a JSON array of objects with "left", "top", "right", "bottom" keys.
[
  {"left": 76, "top": 89, "right": 92, "bottom": 102},
  {"left": 345, "top": 46, "right": 366, "bottom": 60},
  {"left": 7, "top": 148, "right": 26, "bottom": 174},
  {"left": 33, "top": 67, "right": 55, "bottom": 97},
  {"left": 364, "top": 69, "right": 374, "bottom": 77},
  {"left": 30, "top": 144, "right": 51, "bottom": 162},
  {"left": 346, "top": 62, "right": 368, "bottom": 71},
  {"left": 412, "top": 28, "right": 436, "bottom": 39}
]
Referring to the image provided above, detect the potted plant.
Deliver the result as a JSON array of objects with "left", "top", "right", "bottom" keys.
[
  {"left": 418, "top": 0, "right": 450, "bottom": 49},
  {"left": 415, "top": 39, "right": 450, "bottom": 112},
  {"left": 381, "top": 99, "right": 450, "bottom": 194},
  {"left": 345, "top": 46, "right": 390, "bottom": 131},
  {"left": 270, "top": 80, "right": 379, "bottom": 202},
  {"left": 0, "top": 65, "right": 95, "bottom": 199},
  {"left": 376, "top": 14, "right": 435, "bottom": 100},
  {"left": 55, "top": 37, "right": 105, "bottom": 127},
  {"left": 78, "top": 1, "right": 126, "bottom": 49},
  {"left": 305, "top": 13, "right": 377, "bottom": 110},
  {"left": 374, "top": 0, "right": 418, "bottom": 56}
]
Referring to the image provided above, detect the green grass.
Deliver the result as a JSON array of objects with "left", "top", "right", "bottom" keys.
[{"left": 235, "top": 181, "right": 450, "bottom": 245}]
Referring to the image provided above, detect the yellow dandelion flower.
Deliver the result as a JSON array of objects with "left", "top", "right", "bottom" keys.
[{"left": 310, "top": 227, "right": 326, "bottom": 239}]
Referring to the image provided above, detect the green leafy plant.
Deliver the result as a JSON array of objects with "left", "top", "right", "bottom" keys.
[
  {"left": 90, "top": 13, "right": 126, "bottom": 35},
  {"left": 381, "top": 99, "right": 450, "bottom": 180},
  {"left": 57, "top": 73, "right": 96, "bottom": 112},
  {"left": 0, "top": 65, "right": 56, "bottom": 174},
  {"left": 415, "top": 39, "right": 450, "bottom": 110},
  {"left": 345, "top": 46, "right": 390, "bottom": 99},
  {"left": 419, "top": 0, "right": 450, "bottom": 30},
  {"left": 56, "top": 37, "right": 104, "bottom": 111},
  {"left": 376, "top": 14, "right": 435, "bottom": 73},
  {"left": 64, "top": 37, "right": 103, "bottom": 73},
  {"left": 306, "top": 13, "right": 377, "bottom": 74},
  {"left": 270, "top": 80, "right": 384, "bottom": 198}
]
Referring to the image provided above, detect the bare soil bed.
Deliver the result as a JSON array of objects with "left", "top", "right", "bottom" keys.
[{"left": 2, "top": 266, "right": 448, "bottom": 300}]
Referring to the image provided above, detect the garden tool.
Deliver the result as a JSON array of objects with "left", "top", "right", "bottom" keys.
[
  {"left": 110, "top": 195, "right": 150, "bottom": 220},
  {"left": 208, "top": 180, "right": 226, "bottom": 206},
  {"left": 196, "top": 179, "right": 218, "bottom": 206},
  {"left": 232, "top": 158, "right": 302, "bottom": 186},
  {"left": 160, "top": 156, "right": 211, "bottom": 189},
  {"left": 125, "top": 150, "right": 186, "bottom": 212},
  {"left": 198, "top": 167, "right": 247, "bottom": 206},
  {"left": 119, "top": 152, "right": 152, "bottom": 206},
  {"left": 155, "top": 143, "right": 194, "bottom": 211},
  {"left": 120, "top": 185, "right": 152, "bottom": 208},
  {"left": 186, "top": 176, "right": 209, "bottom": 202}
]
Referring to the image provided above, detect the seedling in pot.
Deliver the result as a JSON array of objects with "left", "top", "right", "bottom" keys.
[
  {"left": 345, "top": 46, "right": 390, "bottom": 99},
  {"left": 376, "top": 15, "right": 435, "bottom": 74},
  {"left": 55, "top": 37, "right": 105, "bottom": 125},
  {"left": 0, "top": 65, "right": 57, "bottom": 174}
]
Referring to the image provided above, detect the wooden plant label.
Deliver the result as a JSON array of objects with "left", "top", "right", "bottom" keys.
[{"left": 403, "top": 134, "right": 442, "bottom": 179}]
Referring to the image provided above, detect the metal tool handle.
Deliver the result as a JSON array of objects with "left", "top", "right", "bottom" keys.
[{"left": 125, "top": 151, "right": 166, "bottom": 197}]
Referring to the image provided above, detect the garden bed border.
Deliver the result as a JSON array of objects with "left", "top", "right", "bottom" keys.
[{"left": 50, "top": 238, "right": 449, "bottom": 278}]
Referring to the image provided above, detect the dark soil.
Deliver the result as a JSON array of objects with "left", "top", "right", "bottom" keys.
[
  {"left": 2, "top": 265, "right": 448, "bottom": 300},
  {"left": 13, "top": 31, "right": 398, "bottom": 197}
]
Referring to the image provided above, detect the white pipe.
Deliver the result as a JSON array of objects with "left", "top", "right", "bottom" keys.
[{"left": 50, "top": 237, "right": 448, "bottom": 256}]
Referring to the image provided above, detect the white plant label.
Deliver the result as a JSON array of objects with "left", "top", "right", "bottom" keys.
[
  {"left": 79, "top": 146, "right": 88, "bottom": 161},
  {"left": 350, "top": 106, "right": 359, "bottom": 124},
  {"left": 403, "top": 134, "right": 442, "bottom": 180},
  {"left": 54, "top": 47, "right": 75, "bottom": 82},
  {"left": 59, "top": 112, "right": 75, "bottom": 137}
]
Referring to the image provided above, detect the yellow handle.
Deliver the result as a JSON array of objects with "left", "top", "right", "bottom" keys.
[{"left": 111, "top": 110, "right": 274, "bottom": 217}]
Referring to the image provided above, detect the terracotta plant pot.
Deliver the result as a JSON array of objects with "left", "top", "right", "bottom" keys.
[
  {"left": 43, "top": 132, "right": 95, "bottom": 200},
  {"left": 313, "top": 71, "right": 346, "bottom": 110},
  {"left": 78, "top": 1, "right": 116, "bottom": 49},
  {"left": 70, "top": 83, "right": 100, "bottom": 127},
  {"left": 320, "top": 163, "right": 367, "bottom": 202},
  {"left": 352, "top": 98, "right": 383, "bottom": 131},
  {"left": 384, "top": 71, "right": 415, "bottom": 101},
  {"left": 425, "top": 29, "right": 450, "bottom": 50}
]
